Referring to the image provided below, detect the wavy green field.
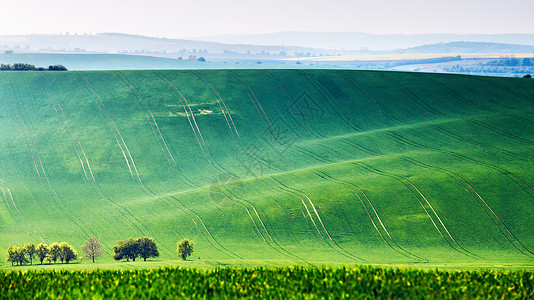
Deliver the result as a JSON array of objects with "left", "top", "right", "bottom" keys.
[{"left": 0, "top": 69, "right": 533, "bottom": 268}]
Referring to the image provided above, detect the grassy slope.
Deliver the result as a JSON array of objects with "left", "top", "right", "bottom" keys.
[{"left": 0, "top": 69, "right": 533, "bottom": 268}]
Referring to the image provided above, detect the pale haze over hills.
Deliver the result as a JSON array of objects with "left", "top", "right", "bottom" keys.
[{"left": 0, "top": 0, "right": 533, "bottom": 39}]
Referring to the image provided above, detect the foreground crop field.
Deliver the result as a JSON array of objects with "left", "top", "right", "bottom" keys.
[
  {"left": 1, "top": 266, "right": 533, "bottom": 299},
  {"left": 0, "top": 69, "right": 533, "bottom": 267}
]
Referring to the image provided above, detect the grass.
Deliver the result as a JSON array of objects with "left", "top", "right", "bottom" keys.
[{"left": 0, "top": 69, "right": 533, "bottom": 270}]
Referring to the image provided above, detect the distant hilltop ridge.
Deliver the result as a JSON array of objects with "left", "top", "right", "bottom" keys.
[{"left": 0, "top": 32, "right": 533, "bottom": 56}]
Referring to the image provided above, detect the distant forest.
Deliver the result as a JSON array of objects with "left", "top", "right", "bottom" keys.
[
  {"left": 0, "top": 63, "right": 67, "bottom": 71},
  {"left": 486, "top": 57, "right": 533, "bottom": 66}
]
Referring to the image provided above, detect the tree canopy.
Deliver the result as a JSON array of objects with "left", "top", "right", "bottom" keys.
[
  {"left": 177, "top": 239, "right": 195, "bottom": 261},
  {"left": 113, "top": 237, "right": 159, "bottom": 262}
]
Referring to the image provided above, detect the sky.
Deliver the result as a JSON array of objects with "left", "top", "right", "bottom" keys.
[{"left": 1, "top": 0, "right": 533, "bottom": 38}]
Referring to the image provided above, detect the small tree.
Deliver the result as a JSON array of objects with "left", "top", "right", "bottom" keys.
[
  {"left": 49, "top": 242, "right": 61, "bottom": 264},
  {"left": 60, "top": 242, "right": 78, "bottom": 264},
  {"left": 177, "top": 239, "right": 194, "bottom": 261},
  {"left": 24, "top": 243, "right": 36, "bottom": 265},
  {"left": 36, "top": 243, "right": 49, "bottom": 265},
  {"left": 524, "top": 74, "right": 532, "bottom": 78},
  {"left": 138, "top": 237, "right": 159, "bottom": 261},
  {"left": 82, "top": 237, "right": 103, "bottom": 263},
  {"left": 7, "top": 246, "right": 16, "bottom": 266}
]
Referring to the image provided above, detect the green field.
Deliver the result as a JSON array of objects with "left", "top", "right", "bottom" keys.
[
  {"left": 2, "top": 266, "right": 533, "bottom": 299},
  {"left": 0, "top": 69, "right": 533, "bottom": 269}
]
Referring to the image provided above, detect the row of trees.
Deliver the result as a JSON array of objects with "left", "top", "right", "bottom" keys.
[
  {"left": 7, "top": 242, "right": 77, "bottom": 266},
  {"left": 6, "top": 237, "right": 195, "bottom": 266},
  {"left": 112, "top": 238, "right": 195, "bottom": 262},
  {"left": 487, "top": 57, "right": 533, "bottom": 67},
  {"left": 0, "top": 63, "right": 67, "bottom": 71}
]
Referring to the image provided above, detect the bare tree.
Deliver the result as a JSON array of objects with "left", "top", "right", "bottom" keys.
[{"left": 82, "top": 237, "right": 103, "bottom": 263}]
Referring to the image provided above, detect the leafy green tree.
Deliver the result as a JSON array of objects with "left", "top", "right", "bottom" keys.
[
  {"left": 36, "top": 243, "right": 49, "bottom": 265},
  {"left": 138, "top": 237, "right": 159, "bottom": 261},
  {"left": 16, "top": 246, "right": 27, "bottom": 265},
  {"left": 113, "top": 238, "right": 139, "bottom": 262},
  {"left": 82, "top": 237, "right": 103, "bottom": 263},
  {"left": 60, "top": 242, "right": 78, "bottom": 264},
  {"left": 8, "top": 245, "right": 27, "bottom": 266},
  {"left": 49, "top": 242, "right": 61, "bottom": 264},
  {"left": 24, "top": 243, "right": 36, "bottom": 265},
  {"left": 177, "top": 239, "right": 195, "bottom": 261},
  {"left": 7, "top": 246, "right": 16, "bottom": 266},
  {"left": 48, "top": 65, "right": 67, "bottom": 71},
  {"left": 12, "top": 63, "right": 36, "bottom": 71}
]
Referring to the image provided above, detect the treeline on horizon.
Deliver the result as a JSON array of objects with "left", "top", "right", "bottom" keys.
[
  {"left": 0, "top": 63, "right": 67, "bottom": 71},
  {"left": 5, "top": 237, "right": 194, "bottom": 266},
  {"left": 7, "top": 242, "right": 77, "bottom": 266}
]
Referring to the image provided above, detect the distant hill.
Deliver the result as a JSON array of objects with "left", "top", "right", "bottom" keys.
[
  {"left": 0, "top": 33, "right": 343, "bottom": 56},
  {"left": 396, "top": 41, "right": 534, "bottom": 54},
  {"left": 195, "top": 32, "right": 534, "bottom": 50},
  {"left": 0, "top": 53, "right": 336, "bottom": 70}
]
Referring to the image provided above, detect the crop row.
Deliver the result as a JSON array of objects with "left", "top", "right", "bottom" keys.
[{"left": 1, "top": 266, "right": 533, "bottom": 299}]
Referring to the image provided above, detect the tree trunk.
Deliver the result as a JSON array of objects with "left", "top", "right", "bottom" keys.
[
  {"left": 144, "top": 257, "right": 146, "bottom": 261},
  {"left": 92, "top": 257, "right": 95, "bottom": 263}
]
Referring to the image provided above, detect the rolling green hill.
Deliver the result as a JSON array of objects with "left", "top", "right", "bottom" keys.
[{"left": 0, "top": 69, "right": 533, "bottom": 268}]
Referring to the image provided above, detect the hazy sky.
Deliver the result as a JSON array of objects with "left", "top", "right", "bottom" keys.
[{"left": 2, "top": 0, "right": 533, "bottom": 37}]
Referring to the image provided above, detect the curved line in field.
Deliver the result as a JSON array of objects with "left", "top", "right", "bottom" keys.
[
  {"left": 40, "top": 74, "right": 163, "bottom": 254},
  {"left": 79, "top": 72, "right": 135, "bottom": 180},
  {"left": 41, "top": 75, "right": 91, "bottom": 182},
  {"left": 267, "top": 176, "right": 365, "bottom": 262},
  {"left": 0, "top": 74, "right": 43, "bottom": 181},
  {"left": 409, "top": 156, "right": 533, "bottom": 257},
  {"left": 353, "top": 161, "right": 477, "bottom": 258},
  {"left": 378, "top": 73, "right": 445, "bottom": 117},
  {"left": 192, "top": 71, "right": 241, "bottom": 138},
  {"left": 117, "top": 72, "right": 198, "bottom": 188},
  {"left": 472, "top": 77, "right": 534, "bottom": 105},
  {"left": 368, "top": 126, "right": 534, "bottom": 257},
  {"left": 339, "top": 72, "right": 403, "bottom": 126},
  {"left": 167, "top": 194, "right": 242, "bottom": 259},
  {"left": 429, "top": 124, "right": 530, "bottom": 162},
  {"left": 218, "top": 182, "right": 313, "bottom": 264},
  {"left": 154, "top": 71, "right": 214, "bottom": 166},
  {"left": 0, "top": 185, "right": 39, "bottom": 242},
  {"left": 313, "top": 169, "right": 425, "bottom": 261},
  {"left": 425, "top": 77, "right": 493, "bottom": 113},
  {"left": 264, "top": 70, "right": 324, "bottom": 138},
  {"left": 228, "top": 70, "right": 272, "bottom": 129},
  {"left": 298, "top": 70, "right": 362, "bottom": 132},
  {"left": 3, "top": 73, "right": 96, "bottom": 240}
]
